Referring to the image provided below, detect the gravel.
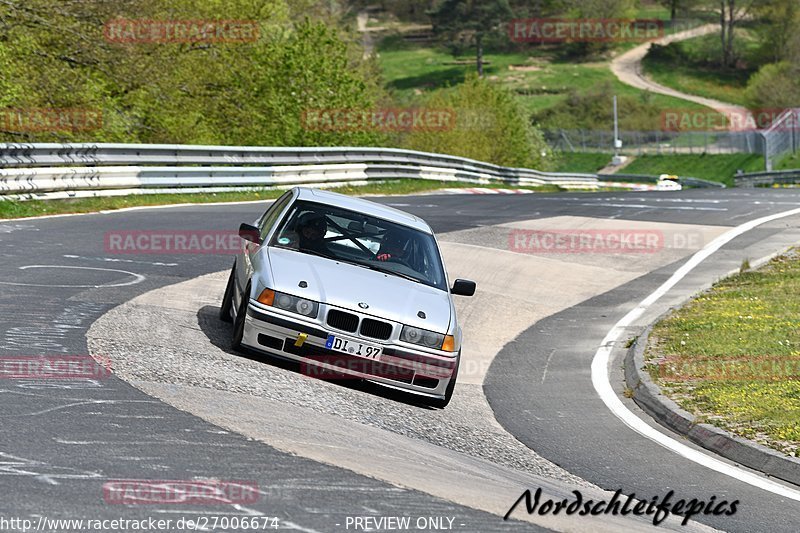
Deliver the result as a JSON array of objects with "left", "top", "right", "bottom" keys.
[{"left": 87, "top": 270, "right": 591, "bottom": 488}]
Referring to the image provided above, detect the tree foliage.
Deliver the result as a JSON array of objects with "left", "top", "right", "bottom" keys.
[
  {"left": 745, "top": 0, "right": 800, "bottom": 108},
  {"left": 428, "top": 0, "right": 512, "bottom": 76},
  {"left": 0, "top": 0, "right": 386, "bottom": 145},
  {"left": 403, "top": 75, "right": 554, "bottom": 169},
  {"left": 532, "top": 82, "right": 663, "bottom": 132}
]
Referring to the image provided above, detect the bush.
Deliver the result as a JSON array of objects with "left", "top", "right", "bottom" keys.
[
  {"left": 745, "top": 62, "right": 800, "bottom": 109},
  {"left": 401, "top": 75, "right": 554, "bottom": 169},
  {"left": 532, "top": 82, "right": 662, "bottom": 131}
]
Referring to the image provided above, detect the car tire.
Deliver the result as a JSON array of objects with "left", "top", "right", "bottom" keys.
[
  {"left": 231, "top": 282, "right": 250, "bottom": 352},
  {"left": 219, "top": 262, "right": 236, "bottom": 323},
  {"left": 428, "top": 354, "right": 459, "bottom": 409}
]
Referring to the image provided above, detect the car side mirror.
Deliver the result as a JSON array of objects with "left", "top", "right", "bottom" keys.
[
  {"left": 239, "top": 223, "right": 261, "bottom": 245},
  {"left": 450, "top": 279, "right": 476, "bottom": 296}
]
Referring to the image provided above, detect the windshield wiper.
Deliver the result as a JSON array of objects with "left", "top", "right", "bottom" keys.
[
  {"left": 359, "top": 263, "right": 421, "bottom": 284},
  {"left": 295, "top": 248, "right": 337, "bottom": 261},
  {"left": 298, "top": 248, "right": 374, "bottom": 271}
]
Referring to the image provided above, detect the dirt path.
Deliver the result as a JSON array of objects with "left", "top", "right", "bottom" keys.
[
  {"left": 356, "top": 11, "right": 375, "bottom": 58},
  {"left": 610, "top": 24, "right": 751, "bottom": 127}
]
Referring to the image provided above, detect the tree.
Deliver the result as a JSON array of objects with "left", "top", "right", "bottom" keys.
[
  {"left": 428, "top": 0, "right": 512, "bottom": 77},
  {"left": 709, "top": 0, "right": 761, "bottom": 68},
  {"left": 752, "top": 0, "right": 798, "bottom": 63},
  {"left": 658, "top": 0, "right": 684, "bottom": 21},
  {"left": 0, "top": 0, "right": 387, "bottom": 145},
  {"left": 559, "top": 0, "right": 636, "bottom": 57}
]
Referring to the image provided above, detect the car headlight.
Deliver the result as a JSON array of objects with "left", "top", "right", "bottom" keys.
[
  {"left": 400, "top": 325, "right": 451, "bottom": 350},
  {"left": 257, "top": 289, "right": 318, "bottom": 318}
]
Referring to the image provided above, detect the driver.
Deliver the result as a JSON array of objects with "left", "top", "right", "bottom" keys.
[
  {"left": 376, "top": 229, "right": 410, "bottom": 263},
  {"left": 296, "top": 212, "right": 328, "bottom": 254}
]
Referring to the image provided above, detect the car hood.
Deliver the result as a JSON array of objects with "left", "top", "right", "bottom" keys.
[{"left": 267, "top": 247, "right": 452, "bottom": 333}]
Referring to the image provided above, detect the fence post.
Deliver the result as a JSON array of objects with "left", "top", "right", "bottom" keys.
[{"left": 763, "top": 131, "right": 771, "bottom": 171}]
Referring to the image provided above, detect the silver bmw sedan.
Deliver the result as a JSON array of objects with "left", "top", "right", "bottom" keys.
[{"left": 220, "top": 187, "right": 475, "bottom": 408}]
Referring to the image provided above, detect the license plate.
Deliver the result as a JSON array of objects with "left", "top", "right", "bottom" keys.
[{"left": 325, "top": 334, "right": 382, "bottom": 360}]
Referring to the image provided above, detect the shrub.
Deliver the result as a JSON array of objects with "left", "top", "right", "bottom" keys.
[{"left": 401, "top": 74, "right": 554, "bottom": 169}]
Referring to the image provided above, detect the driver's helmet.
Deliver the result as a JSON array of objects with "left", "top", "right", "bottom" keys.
[
  {"left": 296, "top": 212, "right": 326, "bottom": 239},
  {"left": 381, "top": 228, "right": 408, "bottom": 255}
]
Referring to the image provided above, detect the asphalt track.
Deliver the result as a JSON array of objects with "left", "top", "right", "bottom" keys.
[{"left": 1, "top": 188, "right": 800, "bottom": 532}]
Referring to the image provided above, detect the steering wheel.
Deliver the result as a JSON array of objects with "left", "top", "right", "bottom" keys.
[{"left": 374, "top": 251, "right": 414, "bottom": 270}]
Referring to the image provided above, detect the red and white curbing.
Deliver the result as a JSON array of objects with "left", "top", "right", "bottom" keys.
[
  {"left": 601, "top": 182, "right": 658, "bottom": 191},
  {"left": 438, "top": 188, "right": 535, "bottom": 195}
]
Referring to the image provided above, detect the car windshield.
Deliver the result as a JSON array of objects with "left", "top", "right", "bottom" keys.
[{"left": 269, "top": 200, "right": 447, "bottom": 291}]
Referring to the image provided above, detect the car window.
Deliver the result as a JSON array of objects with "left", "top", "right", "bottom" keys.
[
  {"left": 269, "top": 200, "right": 447, "bottom": 291},
  {"left": 257, "top": 192, "right": 293, "bottom": 241}
]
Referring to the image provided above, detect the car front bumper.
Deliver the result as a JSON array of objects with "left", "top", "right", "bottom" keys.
[{"left": 242, "top": 302, "right": 457, "bottom": 399}]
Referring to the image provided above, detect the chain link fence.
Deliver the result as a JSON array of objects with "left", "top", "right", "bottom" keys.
[
  {"left": 761, "top": 109, "right": 800, "bottom": 171},
  {"left": 546, "top": 113, "right": 800, "bottom": 171},
  {"left": 545, "top": 129, "right": 766, "bottom": 156}
]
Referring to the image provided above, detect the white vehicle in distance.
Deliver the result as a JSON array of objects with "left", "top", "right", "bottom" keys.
[
  {"left": 656, "top": 174, "right": 683, "bottom": 191},
  {"left": 220, "top": 187, "right": 476, "bottom": 408}
]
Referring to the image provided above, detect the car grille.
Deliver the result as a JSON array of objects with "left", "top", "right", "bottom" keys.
[
  {"left": 326, "top": 309, "right": 359, "bottom": 333},
  {"left": 360, "top": 318, "right": 392, "bottom": 340}
]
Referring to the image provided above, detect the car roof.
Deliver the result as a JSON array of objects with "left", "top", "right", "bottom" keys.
[{"left": 293, "top": 187, "right": 433, "bottom": 234}]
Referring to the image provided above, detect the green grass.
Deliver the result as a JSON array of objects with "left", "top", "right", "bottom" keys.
[
  {"left": 775, "top": 152, "right": 800, "bottom": 171},
  {"left": 642, "top": 32, "right": 760, "bottom": 107},
  {"left": 645, "top": 251, "right": 800, "bottom": 456},
  {"left": 621, "top": 153, "right": 765, "bottom": 185},
  {"left": 377, "top": 39, "right": 707, "bottom": 117},
  {"left": 0, "top": 179, "right": 565, "bottom": 220},
  {"left": 553, "top": 152, "right": 611, "bottom": 173}
]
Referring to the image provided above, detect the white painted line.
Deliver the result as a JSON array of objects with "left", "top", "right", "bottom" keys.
[
  {"left": 0, "top": 223, "right": 40, "bottom": 233},
  {"left": 579, "top": 202, "right": 727, "bottom": 211},
  {"left": 540, "top": 349, "right": 556, "bottom": 384},
  {"left": 282, "top": 521, "right": 323, "bottom": 533},
  {"left": 63, "top": 254, "right": 178, "bottom": 267},
  {"left": 0, "top": 265, "right": 145, "bottom": 288},
  {"left": 591, "top": 206, "right": 800, "bottom": 500}
]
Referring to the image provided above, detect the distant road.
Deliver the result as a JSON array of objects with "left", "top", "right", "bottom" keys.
[{"left": 610, "top": 24, "right": 752, "bottom": 127}]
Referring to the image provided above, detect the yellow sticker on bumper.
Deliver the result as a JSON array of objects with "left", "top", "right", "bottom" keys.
[{"left": 294, "top": 333, "right": 308, "bottom": 347}]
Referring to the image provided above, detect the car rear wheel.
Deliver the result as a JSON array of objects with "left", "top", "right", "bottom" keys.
[
  {"left": 219, "top": 262, "right": 236, "bottom": 323},
  {"left": 231, "top": 282, "right": 250, "bottom": 351},
  {"left": 427, "top": 354, "right": 459, "bottom": 408}
]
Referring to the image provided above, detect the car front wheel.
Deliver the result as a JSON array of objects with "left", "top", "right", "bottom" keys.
[
  {"left": 427, "top": 354, "right": 459, "bottom": 408},
  {"left": 231, "top": 282, "right": 250, "bottom": 351},
  {"left": 219, "top": 262, "right": 236, "bottom": 323}
]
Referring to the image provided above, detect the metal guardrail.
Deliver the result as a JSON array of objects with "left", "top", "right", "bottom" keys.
[
  {"left": 0, "top": 143, "right": 600, "bottom": 200},
  {"left": 735, "top": 169, "right": 800, "bottom": 188}
]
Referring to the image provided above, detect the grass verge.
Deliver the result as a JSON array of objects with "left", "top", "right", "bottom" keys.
[
  {"left": 621, "top": 153, "right": 765, "bottom": 186},
  {"left": 0, "top": 179, "right": 563, "bottom": 220},
  {"left": 776, "top": 152, "right": 800, "bottom": 171},
  {"left": 645, "top": 250, "right": 800, "bottom": 457},
  {"left": 554, "top": 152, "right": 612, "bottom": 173}
]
